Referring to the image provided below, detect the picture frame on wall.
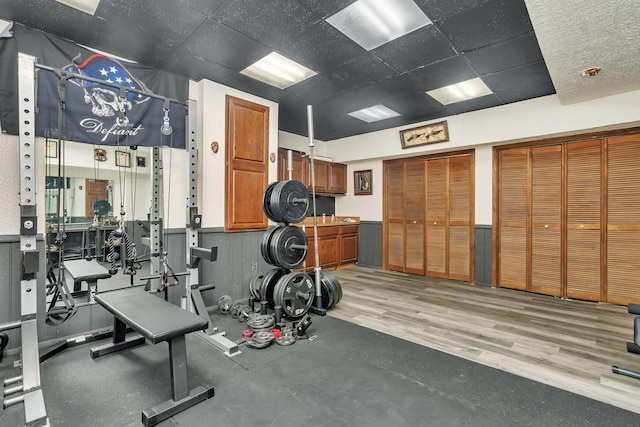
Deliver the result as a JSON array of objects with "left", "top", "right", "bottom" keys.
[
  {"left": 354, "top": 169, "right": 372, "bottom": 196},
  {"left": 115, "top": 150, "right": 130, "bottom": 168},
  {"left": 400, "top": 120, "right": 449, "bottom": 148}
]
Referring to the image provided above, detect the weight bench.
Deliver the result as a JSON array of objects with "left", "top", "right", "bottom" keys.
[
  {"left": 64, "top": 259, "right": 111, "bottom": 303},
  {"left": 90, "top": 287, "right": 215, "bottom": 426},
  {"left": 613, "top": 303, "right": 640, "bottom": 380}
]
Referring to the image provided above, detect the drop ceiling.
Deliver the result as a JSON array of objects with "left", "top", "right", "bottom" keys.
[{"left": 0, "top": 0, "right": 634, "bottom": 141}]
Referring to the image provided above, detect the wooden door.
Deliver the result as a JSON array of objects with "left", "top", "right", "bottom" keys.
[
  {"left": 530, "top": 145, "right": 562, "bottom": 296},
  {"left": 566, "top": 140, "right": 602, "bottom": 301},
  {"left": 607, "top": 134, "right": 640, "bottom": 304},
  {"left": 225, "top": 96, "right": 269, "bottom": 231},
  {"left": 426, "top": 159, "right": 447, "bottom": 278},
  {"left": 448, "top": 156, "right": 472, "bottom": 282},
  {"left": 85, "top": 179, "right": 109, "bottom": 218},
  {"left": 386, "top": 163, "right": 405, "bottom": 271},
  {"left": 405, "top": 161, "right": 425, "bottom": 275},
  {"left": 498, "top": 148, "right": 528, "bottom": 290}
]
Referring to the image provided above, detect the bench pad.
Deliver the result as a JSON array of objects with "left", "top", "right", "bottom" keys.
[
  {"left": 64, "top": 259, "right": 111, "bottom": 282},
  {"left": 95, "top": 288, "right": 208, "bottom": 344}
]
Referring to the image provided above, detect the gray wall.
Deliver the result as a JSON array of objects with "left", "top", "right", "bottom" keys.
[
  {"left": 474, "top": 225, "right": 492, "bottom": 287},
  {"left": 357, "top": 221, "right": 383, "bottom": 269}
]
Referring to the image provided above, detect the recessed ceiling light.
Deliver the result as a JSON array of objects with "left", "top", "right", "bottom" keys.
[
  {"left": 326, "top": 0, "right": 431, "bottom": 51},
  {"left": 426, "top": 78, "right": 493, "bottom": 105},
  {"left": 348, "top": 105, "right": 401, "bottom": 123},
  {"left": 55, "top": 0, "right": 101, "bottom": 15},
  {"left": 241, "top": 52, "right": 317, "bottom": 90}
]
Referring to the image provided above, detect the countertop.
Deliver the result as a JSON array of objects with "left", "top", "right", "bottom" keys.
[{"left": 297, "top": 216, "right": 360, "bottom": 227}]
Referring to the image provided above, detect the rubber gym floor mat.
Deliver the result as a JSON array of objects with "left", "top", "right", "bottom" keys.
[{"left": 1, "top": 315, "right": 637, "bottom": 426}]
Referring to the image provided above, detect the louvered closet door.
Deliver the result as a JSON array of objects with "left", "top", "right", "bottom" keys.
[
  {"left": 530, "top": 145, "right": 562, "bottom": 296},
  {"left": 426, "top": 159, "right": 447, "bottom": 278},
  {"left": 499, "top": 148, "right": 528, "bottom": 290},
  {"left": 607, "top": 135, "right": 640, "bottom": 304},
  {"left": 386, "top": 163, "right": 405, "bottom": 271},
  {"left": 566, "top": 141, "right": 602, "bottom": 300},
  {"left": 448, "top": 156, "right": 472, "bottom": 281},
  {"left": 405, "top": 162, "right": 425, "bottom": 274}
]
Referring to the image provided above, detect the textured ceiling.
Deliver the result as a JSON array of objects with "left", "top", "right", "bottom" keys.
[
  {"left": 0, "top": 0, "right": 619, "bottom": 141},
  {"left": 525, "top": 0, "right": 640, "bottom": 105}
]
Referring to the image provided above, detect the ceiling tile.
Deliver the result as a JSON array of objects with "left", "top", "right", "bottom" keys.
[
  {"left": 284, "top": 75, "right": 351, "bottom": 104},
  {"left": 465, "top": 32, "right": 544, "bottom": 75},
  {"left": 483, "top": 60, "right": 552, "bottom": 93},
  {"left": 178, "top": 0, "right": 229, "bottom": 16},
  {"left": 214, "top": 0, "right": 319, "bottom": 47},
  {"left": 385, "top": 93, "right": 443, "bottom": 115},
  {"left": 443, "top": 93, "right": 503, "bottom": 115},
  {"left": 295, "top": 0, "right": 356, "bottom": 19},
  {"left": 330, "top": 53, "right": 398, "bottom": 89},
  {"left": 496, "top": 81, "right": 556, "bottom": 104},
  {"left": 153, "top": 48, "right": 236, "bottom": 83},
  {"left": 220, "top": 73, "right": 282, "bottom": 100},
  {"left": 373, "top": 25, "right": 456, "bottom": 73},
  {"left": 409, "top": 55, "right": 478, "bottom": 91},
  {"left": 180, "top": 19, "right": 271, "bottom": 71},
  {"left": 279, "top": 21, "right": 364, "bottom": 76},
  {"left": 415, "top": 0, "right": 494, "bottom": 21},
  {"left": 438, "top": 0, "right": 533, "bottom": 52}
]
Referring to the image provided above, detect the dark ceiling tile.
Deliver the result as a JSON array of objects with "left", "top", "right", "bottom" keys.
[
  {"left": 179, "top": 0, "right": 230, "bottom": 16},
  {"left": 330, "top": 53, "right": 398, "bottom": 89},
  {"left": 214, "top": 0, "right": 319, "bottom": 47},
  {"left": 465, "top": 32, "right": 543, "bottom": 75},
  {"left": 153, "top": 48, "right": 236, "bottom": 83},
  {"left": 181, "top": 19, "right": 271, "bottom": 71},
  {"left": 279, "top": 21, "right": 364, "bottom": 76},
  {"left": 373, "top": 25, "right": 457, "bottom": 73},
  {"left": 295, "top": 0, "right": 356, "bottom": 19},
  {"left": 401, "top": 106, "right": 451, "bottom": 124},
  {"left": 415, "top": 0, "right": 494, "bottom": 21},
  {"left": 220, "top": 73, "right": 281, "bottom": 101},
  {"left": 438, "top": 0, "right": 533, "bottom": 52},
  {"left": 385, "top": 93, "right": 443, "bottom": 115},
  {"left": 483, "top": 60, "right": 552, "bottom": 93},
  {"left": 96, "top": 0, "right": 208, "bottom": 47},
  {"left": 347, "top": 75, "right": 424, "bottom": 107},
  {"left": 409, "top": 55, "right": 478, "bottom": 91},
  {"left": 443, "top": 93, "right": 503, "bottom": 115},
  {"left": 284, "top": 75, "right": 351, "bottom": 104},
  {"left": 496, "top": 81, "right": 556, "bottom": 104}
]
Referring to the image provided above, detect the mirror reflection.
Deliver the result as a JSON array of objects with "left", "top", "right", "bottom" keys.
[{"left": 44, "top": 139, "right": 161, "bottom": 307}]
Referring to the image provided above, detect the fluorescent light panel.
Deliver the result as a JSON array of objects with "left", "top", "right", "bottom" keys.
[
  {"left": 241, "top": 52, "right": 317, "bottom": 90},
  {"left": 55, "top": 0, "right": 101, "bottom": 15},
  {"left": 348, "top": 105, "right": 401, "bottom": 123},
  {"left": 427, "top": 78, "right": 493, "bottom": 105},
  {"left": 326, "top": 0, "right": 431, "bottom": 51}
]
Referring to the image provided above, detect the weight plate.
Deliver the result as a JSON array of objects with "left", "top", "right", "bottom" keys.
[
  {"left": 260, "top": 227, "right": 281, "bottom": 266},
  {"left": 262, "top": 182, "right": 280, "bottom": 222},
  {"left": 275, "top": 335, "right": 296, "bottom": 346},
  {"left": 218, "top": 295, "right": 233, "bottom": 314},
  {"left": 270, "top": 226, "right": 308, "bottom": 269},
  {"left": 318, "top": 276, "right": 334, "bottom": 309},
  {"left": 273, "top": 272, "right": 315, "bottom": 319},
  {"left": 249, "top": 274, "right": 264, "bottom": 300},
  {"left": 237, "top": 305, "right": 253, "bottom": 322},
  {"left": 230, "top": 302, "right": 243, "bottom": 318},
  {"left": 259, "top": 267, "right": 286, "bottom": 307},
  {"left": 270, "top": 180, "right": 309, "bottom": 224}
]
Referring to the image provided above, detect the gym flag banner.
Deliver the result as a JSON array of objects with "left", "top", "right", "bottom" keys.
[{"left": 0, "top": 23, "right": 188, "bottom": 148}]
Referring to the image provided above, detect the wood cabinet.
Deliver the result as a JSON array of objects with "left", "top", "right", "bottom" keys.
[
  {"left": 303, "top": 224, "right": 358, "bottom": 269},
  {"left": 277, "top": 148, "right": 347, "bottom": 194}
]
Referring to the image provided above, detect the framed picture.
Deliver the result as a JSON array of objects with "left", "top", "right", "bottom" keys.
[
  {"left": 45, "top": 140, "right": 57, "bottom": 158},
  {"left": 354, "top": 169, "right": 372, "bottom": 196},
  {"left": 115, "top": 150, "right": 130, "bottom": 167},
  {"left": 400, "top": 120, "right": 449, "bottom": 149}
]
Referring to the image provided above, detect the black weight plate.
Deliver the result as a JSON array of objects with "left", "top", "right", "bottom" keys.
[
  {"left": 273, "top": 272, "right": 315, "bottom": 318},
  {"left": 270, "top": 180, "right": 309, "bottom": 224},
  {"left": 325, "top": 270, "right": 342, "bottom": 306},
  {"left": 319, "top": 276, "right": 334, "bottom": 309},
  {"left": 259, "top": 267, "right": 285, "bottom": 307},
  {"left": 249, "top": 274, "right": 264, "bottom": 300},
  {"left": 260, "top": 227, "right": 280, "bottom": 266},
  {"left": 262, "top": 182, "right": 281, "bottom": 222},
  {"left": 271, "top": 226, "right": 308, "bottom": 269}
]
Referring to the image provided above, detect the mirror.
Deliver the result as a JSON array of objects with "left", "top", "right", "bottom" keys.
[{"left": 45, "top": 139, "right": 161, "bottom": 301}]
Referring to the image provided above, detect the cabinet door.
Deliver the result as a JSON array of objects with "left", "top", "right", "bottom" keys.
[
  {"left": 530, "top": 145, "right": 562, "bottom": 296},
  {"left": 566, "top": 140, "right": 602, "bottom": 301},
  {"left": 386, "top": 163, "right": 405, "bottom": 271},
  {"left": 448, "top": 156, "right": 472, "bottom": 282},
  {"left": 340, "top": 233, "right": 358, "bottom": 263},
  {"left": 405, "top": 161, "right": 425, "bottom": 274},
  {"left": 499, "top": 148, "right": 528, "bottom": 290},
  {"left": 309, "top": 160, "right": 329, "bottom": 193},
  {"left": 278, "top": 149, "right": 306, "bottom": 183},
  {"left": 426, "top": 159, "right": 447, "bottom": 278},
  {"left": 329, "top": 163, "right": 347, "bottom": 194}
]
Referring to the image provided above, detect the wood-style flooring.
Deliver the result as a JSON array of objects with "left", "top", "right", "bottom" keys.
[{"left": 329, "top": 267, "right": 640, "bottom": 414}]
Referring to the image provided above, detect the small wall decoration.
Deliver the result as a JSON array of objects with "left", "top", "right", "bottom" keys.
[
  {"left": 45, "top": 140, "right": 57, "bottom": 158},
  {"left": 115, "top": 150, "right": 130, "bottom": 167},
  {"left": 354, "top": 169, "right": 372, "bottom": 196},
  {"left": 400, "top": 120, "right": 449, "bottom": 149},
  {"left": 94, "top": 148, "right": 107, "bottom": 162},
  {"left": 136, "top": 156, "right": 146, "bottom": 167}
]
